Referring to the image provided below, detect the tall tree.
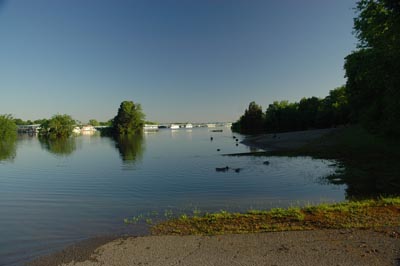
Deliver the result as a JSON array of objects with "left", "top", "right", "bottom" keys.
[
  {"left": 232, "top": 102, "right": 264, "bottom": 134},
  {"left": 344, "top": 0, "right": 400, "bottom": 135},
  {"left": 88, "top": 119, "right": 99, "bottom": 126},
  {"left": 112, "top": 101, "right": 145, "bottom": 135},
  {"left": 0, "top": 114, "right": 17, "bottom": 161},
  {"left": 0, "top": 114, "right": 17, "bottom": 140}
]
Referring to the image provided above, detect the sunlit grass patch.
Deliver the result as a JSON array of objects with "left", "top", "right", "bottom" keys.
[{"left": 150, "top": 197, "right": 400, "bottom": 236}]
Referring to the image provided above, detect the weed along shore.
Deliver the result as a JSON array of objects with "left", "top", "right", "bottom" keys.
[{"left": 151, "top": 198, "right": 400, "bottom": 235}]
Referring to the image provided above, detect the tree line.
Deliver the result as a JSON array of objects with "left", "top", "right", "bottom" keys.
[
  {"left": 344, "top": 0, "right": 400, "bottom": 136},
  {"left": 234, "top": 0, "right": 399, "bottom": 136},
  {"left": 0, "top": 100, "right": 145, "bottom": 140},
  {"left": 232, "top": 86, "right": 349, "bottom": 134}
]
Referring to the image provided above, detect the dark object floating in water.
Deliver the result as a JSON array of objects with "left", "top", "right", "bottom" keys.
[
  {"left": 217, "top": 149, "right": 220, "bottom": 151},
  {"left": 211, "top": 130, "right": 223, "bottom": 132},
  {"left": 210, "top": 137, "right": 213, "bottom": 141},
  {"left": 234, "top": 168, "right": 241, "bottom": 173},
  {"left": 216, "top": 166, "right": 229, "bottom": 172},
  {"left": 233, "top": 136, "right": 236, "bottom": 139},
  {"left": 235, "top": 138, "right": 239, "bottom": 142},
  {"left": 263, "top": 161, "right": 270, "bottom": 165},
  {"left": 235, "top": 143, "right": 238, "bottom": 146}
]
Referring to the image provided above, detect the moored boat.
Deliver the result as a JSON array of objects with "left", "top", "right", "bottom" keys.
[{"left": 144, "top": 124, "right": 159, "bottom": 131}]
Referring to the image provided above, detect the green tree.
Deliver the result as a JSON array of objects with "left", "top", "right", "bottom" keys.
[
  {"left": 88, "top": 119, "right": 100, "bottom": 126},
  {"left": 344, "top": 0, "right": 400, "bottom": 135},
  {"left": 0, "top": 114, "right": 17, "bottom": 140},
  {"left": 13, "top": 118, "right": 28, "bottom": 125},
  {"left": 99, "top": 119, "right": 113, "bottom": 127},
  {"left": 298, "top": 97, "right": 321, "bottom": 129},
  {"left": 34, "top": 119, "right": 48, "bottom": 125},
  {"left": 0, "top": 114, "right": 17, "bottom": 161},
  {"left": 40, "top": 114, "right": 76, "bottom": 139},
  {"left": 232, "top": 102, "right": 264, "bottom": 134},
  {"left": 112, "top": 101, "right": 145, "bottom": 135}
]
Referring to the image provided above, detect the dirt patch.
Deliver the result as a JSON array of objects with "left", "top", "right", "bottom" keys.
[{"left": 27, "top": 236, "right": 120, "bottom": 266}]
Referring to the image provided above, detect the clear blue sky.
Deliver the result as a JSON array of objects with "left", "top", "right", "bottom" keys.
[{"left": 0, "top": 0, "right": 357, "bottom": 123}]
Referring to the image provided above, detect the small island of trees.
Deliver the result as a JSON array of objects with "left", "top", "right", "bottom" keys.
[
  {"left": 112, "top": 101, "right": 145, "bottom": 135},
  {"left": 39, "top": 114, "right": 76, "bottom": 139}
]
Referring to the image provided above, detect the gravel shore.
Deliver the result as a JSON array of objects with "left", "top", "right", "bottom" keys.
[{"left": 30, "top": 228, "right": 399, "bottom": 266}]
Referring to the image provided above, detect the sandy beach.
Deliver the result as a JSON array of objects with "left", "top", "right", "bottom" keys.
[{"left": 29, "top": 228, "right": 399, "bottom": 266}]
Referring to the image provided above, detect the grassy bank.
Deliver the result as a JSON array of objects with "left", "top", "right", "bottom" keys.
[{"left": 151, "top": 197, "right": 400, "bottom": 236}]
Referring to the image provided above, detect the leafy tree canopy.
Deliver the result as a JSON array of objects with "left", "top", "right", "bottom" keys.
[
  {"left": 345, "top": 0, "right": 400, "bottom": 136},
  {"left": 88, "top": 119, "right": 100, "bottom": 126},
  {"left": 112, "top": 101, "right": 145, "bottom": 135},
  {"left": 40, "top": 114, "right": 76, "bottom": 139},
  {"left": 0, "top": 114, "right": 17, "bottom": 141},
  {"left": 232, "top": 87, "right": 350, "bottom": 134},
  {"left": 232, "top": 101, "right": 265, "bottom": 134},
  {"left": 0, "top": 114, "right": 17, "bottom": 161}
]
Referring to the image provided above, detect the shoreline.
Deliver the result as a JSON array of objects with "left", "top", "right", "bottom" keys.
[
  {"left": 240, "top": 127, "right": 339, "bottom": 151},
  {"left": 27, "top": 236, "right": 119, "bottom": 266},
  {"left": 28, "top": 197, "right": 400, "bottom": 266},
  {"left": 28, "top": 228, "right": 399, "bottom": 266}
]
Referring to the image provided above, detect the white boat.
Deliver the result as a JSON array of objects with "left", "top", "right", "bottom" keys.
[
  {"left": 207, "top": 123, "right": 216, "bottom": 128},
  {"left": 144, "top": 124, "right": 159, "bottom": 131},
  {"left": 170, "top": 124, "right": 180, "bottom": 129},
  {"left": 81, "top": 125, "right": 96, "bottom": 132},
  {"left": 185, "top": 123, "right": 193, "bottom": 129},
  {"left": 72, "top": 127, "right": 81, "bottom": 134}
]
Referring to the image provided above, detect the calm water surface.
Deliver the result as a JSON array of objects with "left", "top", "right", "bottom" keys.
[{"left": 0, "top": 128, "right": 345, "bottom": 266}]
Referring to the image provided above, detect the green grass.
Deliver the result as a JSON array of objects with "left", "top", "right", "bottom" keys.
[{"left": 151, "top": 197, "right": 400, "bottom": 236}]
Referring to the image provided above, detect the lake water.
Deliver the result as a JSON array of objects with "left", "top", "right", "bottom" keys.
[{"left": 0, "top": 127, "right": 345, "bottom": 266}]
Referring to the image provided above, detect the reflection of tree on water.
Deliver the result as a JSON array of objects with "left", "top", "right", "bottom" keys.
[
  {"left": 0, "top": 138, "right": 17, "bottom": 162},
  {"left": 324, "top": 166, "right": 400, "bottom": 200},
  {"left": 39, "top": 137, "right": 77, "bottom": 157},
  {"left": 114, "top": 134, "right": 145, "bottom": 165}
]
